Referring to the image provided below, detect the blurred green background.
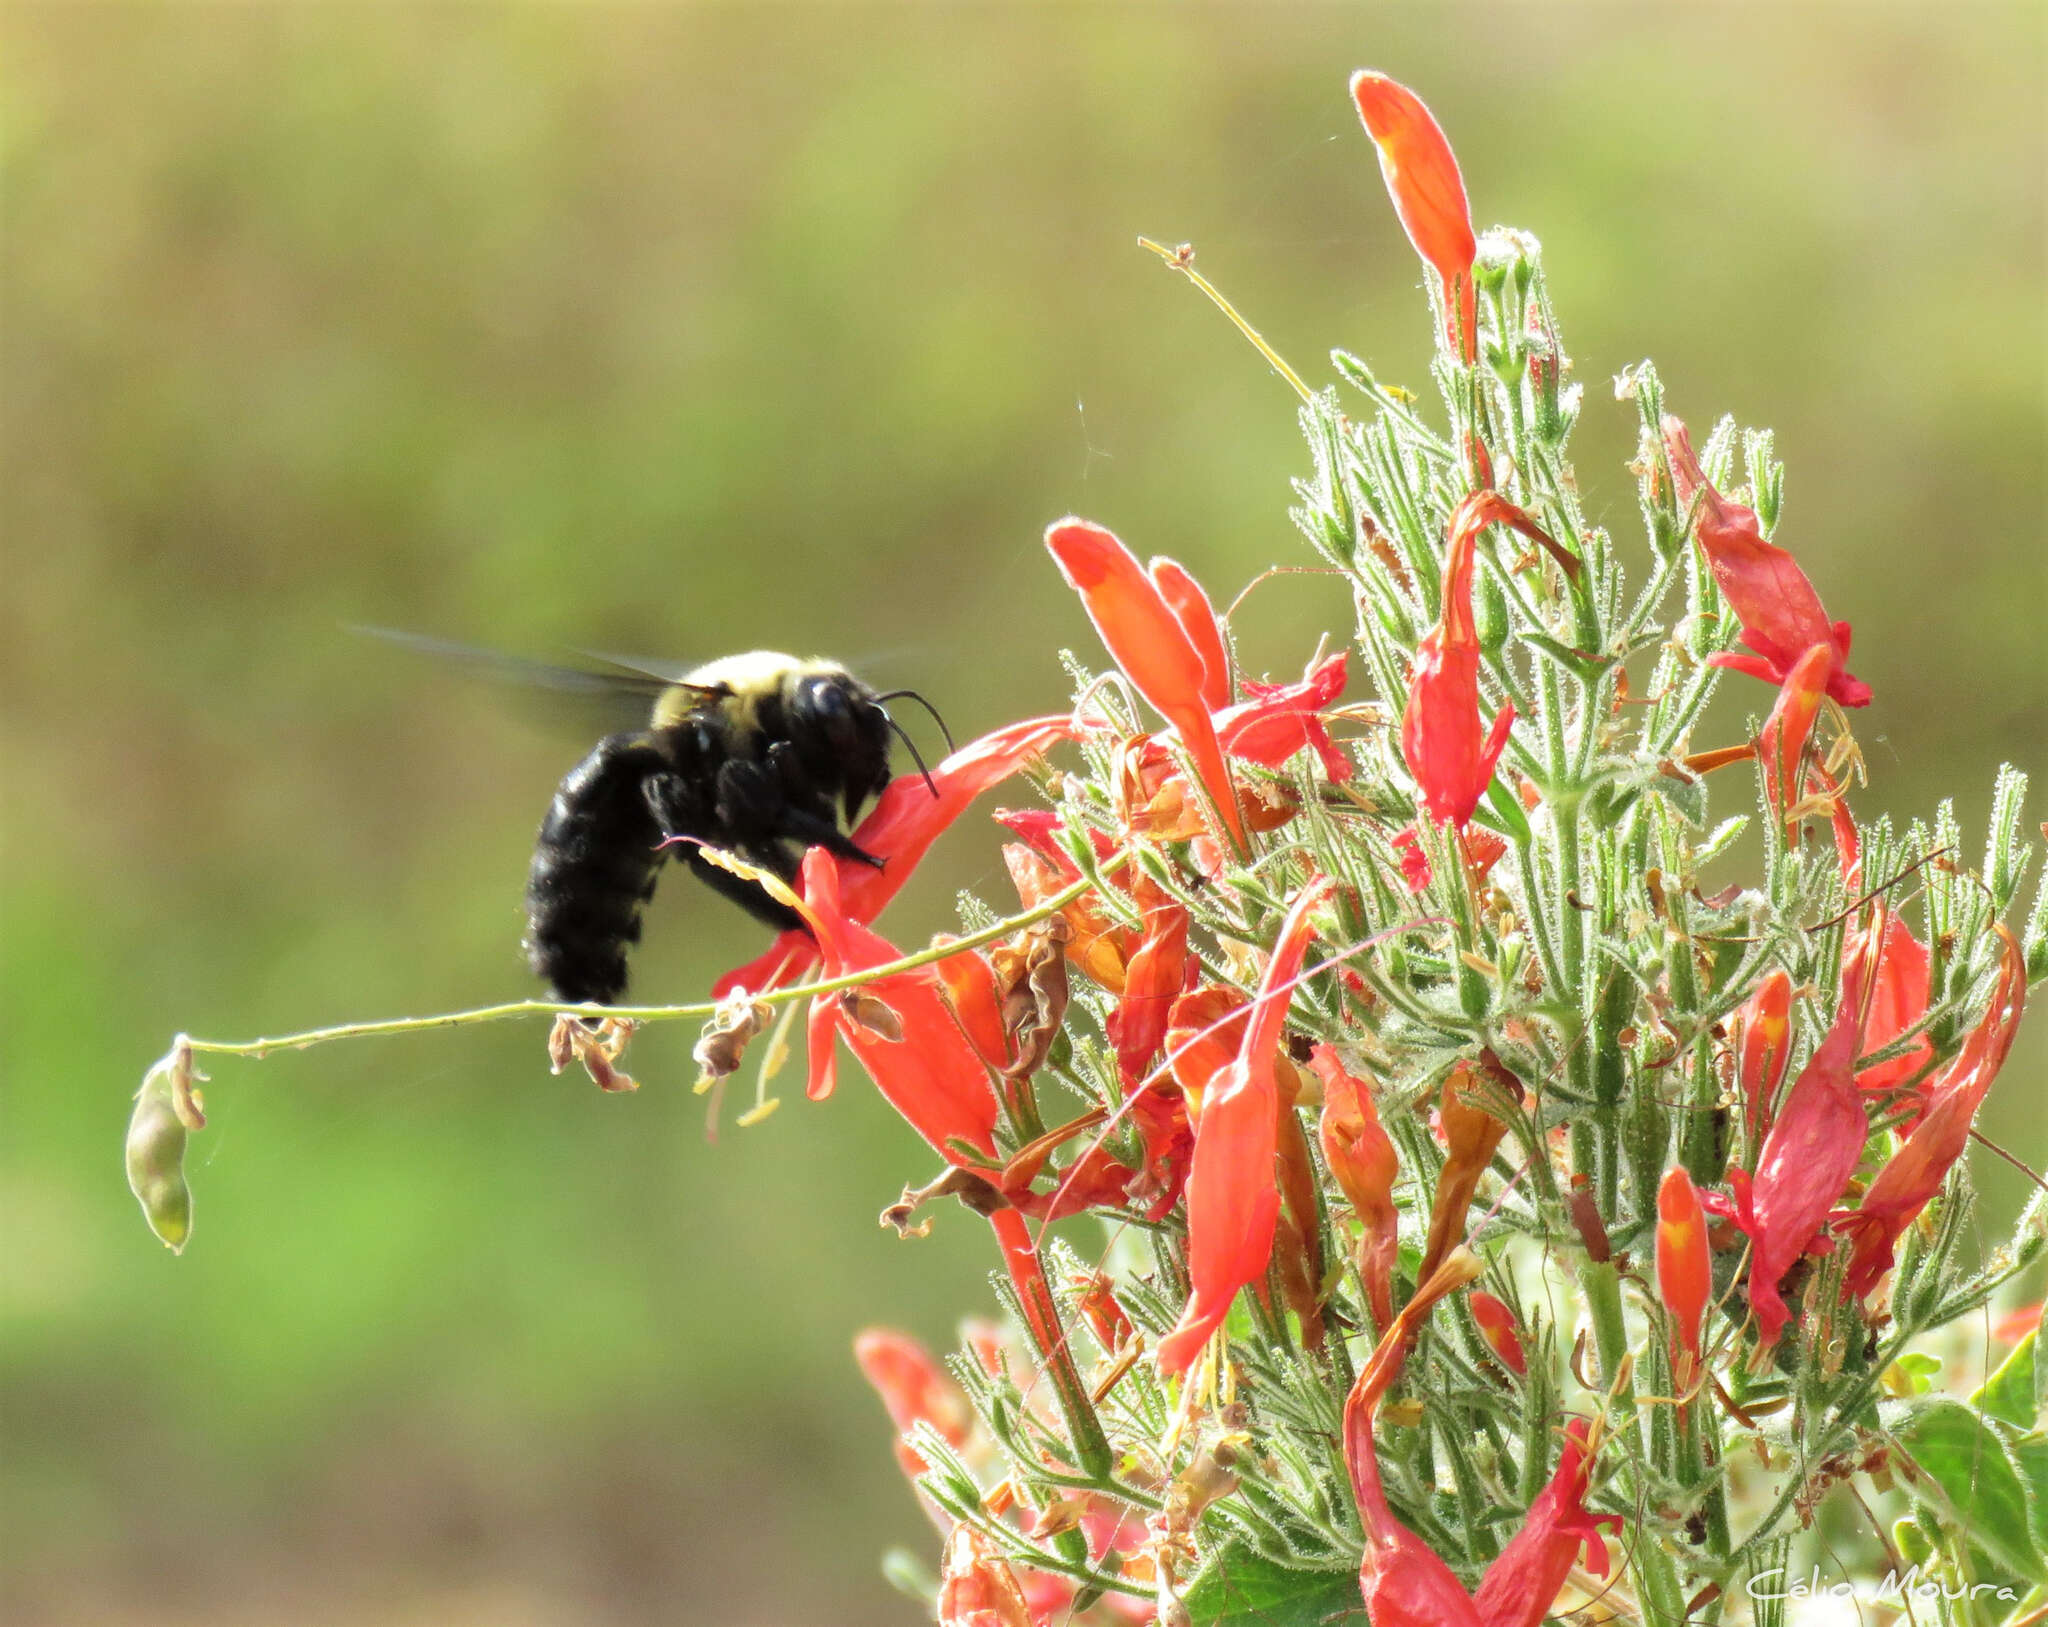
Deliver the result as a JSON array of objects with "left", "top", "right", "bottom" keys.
[{"left": 5, "top": 6, "right": 2042, "bottom": 1623}]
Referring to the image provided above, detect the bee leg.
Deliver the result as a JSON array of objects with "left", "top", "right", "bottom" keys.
[
  {"left": 717, "top": 757, "right": 885, "bottom": 872},
  {"left": 773, "top": 807, "right": 887, "bottom": 871}
]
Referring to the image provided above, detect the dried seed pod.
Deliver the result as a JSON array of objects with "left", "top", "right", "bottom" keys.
[
  {"left": 549, "top": 1014, "right": 640, "bottom": 1092},
  {"left": 127, "top": 1048, "right": 196, "bottom": 1253},
  {"left": 691, "top": 991, "right": 775, "bottom": 1085}
]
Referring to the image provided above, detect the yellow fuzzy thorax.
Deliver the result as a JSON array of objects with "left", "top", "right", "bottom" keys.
[{"left": 650, "top": 652, "right": 850, "bottom": 731}]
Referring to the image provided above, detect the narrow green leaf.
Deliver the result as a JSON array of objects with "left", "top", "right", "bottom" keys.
[
  {"left": 1895, "top": 1399, "right": 2047, "bottom": 1582},
  {"left": 1180, "top": 1545, "right": 1364, "bottom": 1625},
  {"left": 1976, "top": 1332, "right": 2039, "bottom": 1430}
]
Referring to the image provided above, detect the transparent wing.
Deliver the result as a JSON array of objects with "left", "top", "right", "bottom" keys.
[{"left": 349, "top": 625, "right": 686, "bottom": 737}]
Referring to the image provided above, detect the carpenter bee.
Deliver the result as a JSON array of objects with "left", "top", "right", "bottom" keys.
[{"left": 362, "top": 632, "right": 949, "bottom": 1005}]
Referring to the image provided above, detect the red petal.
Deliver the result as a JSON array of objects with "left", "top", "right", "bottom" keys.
[
  {"left": 711, "top": 717, "right": 1069, "bottom": 999},
  {"left": 1857, "top": 908, "right": 1934, "bottom": 1099},
  {"left": 799, "top": 849, "right": 1000, "bottom": 1159},
  {"left": 1474, "top": 1419, "right": 1622, "bottom": 1627},
  {"left": 1155, "top": 880, "right": 1332, "bottom": 1375},
  {"left": 1215, "top": 651, "right": 1352, "bottom": 780},
  {"left": 1757, "top": 641, "right": 1834, "bottom": 824},
  {"left": 1148, "top": 555, "right": 1231, "bottom": 711},
  {"left": 1047, "top": 519, "right": 1247, "bottom": 849},
  {"left": 1664, "top": 418, "right": 1870, "bottom": 708},
  {"left": 1842, "top": 928, "right": 2024, "bottom": 1298},
  {"left": 1743, "top": 926, "right": 1880, "bottom": 1343}
]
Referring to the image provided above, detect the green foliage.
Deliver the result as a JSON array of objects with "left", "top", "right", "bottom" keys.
[
  {"left": 1892, "top": 1398, "right": 2046, "bottom": 1585},
  {"left": 1180, "top": 1545, "right": 1363, "bottom": 1624}
]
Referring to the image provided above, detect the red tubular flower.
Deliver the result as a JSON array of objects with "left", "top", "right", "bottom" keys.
[
  {"left": 854, "top": 1328, "right": 976, "bottom": 1477},
  {"left": 1311, "top": 1043, "right": 1400, "bottom": 1331},
  {"left": 1662, "top": 417, "right": 1871, "bottom": 708},
  {"left": 1727, "top": 925, "right": 1879, "bottom": 1345},
  {"left": 1147, "top": 555, "right": 1231, "bottom": 711},
  {"left": 1656, "top": 1167, "right": 1710, "bottom": 1388},
  {"left": 1106, "top": 877, "right": 1191, "bottom": 1087},
  {"left": 1155, "top": 879, "right": 1333, "bottom": 1376},
  {"left": 1350, "top": 70, "right": 1477, "bottom": 364},
  {"left": 1757, "top": 641, "right": 1834, "bottom": 827},
  {"left": 1403, "top": 493, "right": 1541, "bottom": 828},
  {"left": 1736, "top": 970, "right": 1794, "bottom": 1139},
  {"left": 1472, "top": 1418, "right": 1622, "bottom": 1627},
  {"left": 715, "top": 716, "right": 1074, "bottom": 997},
  {"left": 1468, "top": 1291, "right": 1527, "bottom": 1378},
  {"left": 1841, "top": 927, "right": 2025, "bottom": 1299},
  {"left": 1046, "top": 519, "right": 1248, "bottom": 850},
  {"left": 1343, "top": 1251, "right": 1488, "bottom": 1627},
  {"left": 1214, "top": 652, "right": 1353, "bottom": 782},
  {"left": 798, "top": 850, "right": 1000, "bottom": 1157},
  {"left": 1858, "top": 907, "right": 1933, "bottom": 1105}
]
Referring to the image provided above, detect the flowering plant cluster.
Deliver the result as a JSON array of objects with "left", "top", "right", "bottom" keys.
[{"left": 131, "top": 70, "right": 2048, "bottom": 1627}]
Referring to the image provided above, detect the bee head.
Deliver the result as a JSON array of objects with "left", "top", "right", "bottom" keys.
[{"left": 783, "top": 667, "right": 896, "bottom": 818}]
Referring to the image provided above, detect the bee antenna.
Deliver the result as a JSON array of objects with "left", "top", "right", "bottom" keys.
[
  {"left": 874, "top": 689, "right": 956, "bottom": 756},
  {"left": 881, "top": 713, "right": 942, "bottom": 801}
]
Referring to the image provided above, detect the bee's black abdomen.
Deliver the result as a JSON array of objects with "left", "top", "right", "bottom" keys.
[{"left": 525, "top": 733, "right": 674, "bottom": 1005}]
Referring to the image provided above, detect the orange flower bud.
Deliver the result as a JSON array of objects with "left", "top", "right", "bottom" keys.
[
  {"left": 1656, "top": 1167, "right": 1710, "bottom": 1387},
  {"left": 1469, "top": 1290, "right": 1527, "bottom": 1377},
  {"left": 1756, "top": 641, "right": 1834, "bottom": 829},
  {"left": 1736, "top": 970, "right": 1794, "bottom": 1139},
  {"left": 1350, "top": 71, "right": 1477, "bottom": 364}
]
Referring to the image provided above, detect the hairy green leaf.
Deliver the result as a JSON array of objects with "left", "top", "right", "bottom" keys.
[
  {"left": 1974, "top": 1332, "right": 2039, "bottom": 1430},
  {"left": 1181, "top": 1545, "right": 1364, "bottom": 1625},
  {"left": 1894, "top": 1399, "right": 2045, "bottom": 1582}
]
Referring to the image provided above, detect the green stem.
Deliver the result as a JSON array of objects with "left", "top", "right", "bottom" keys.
[
  {"left": 167, "top": 875, "right": 1097, "bottom": 1064},
  {"left": 990, "top": 1206, "right": 1114, "bottom": 1482}
]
